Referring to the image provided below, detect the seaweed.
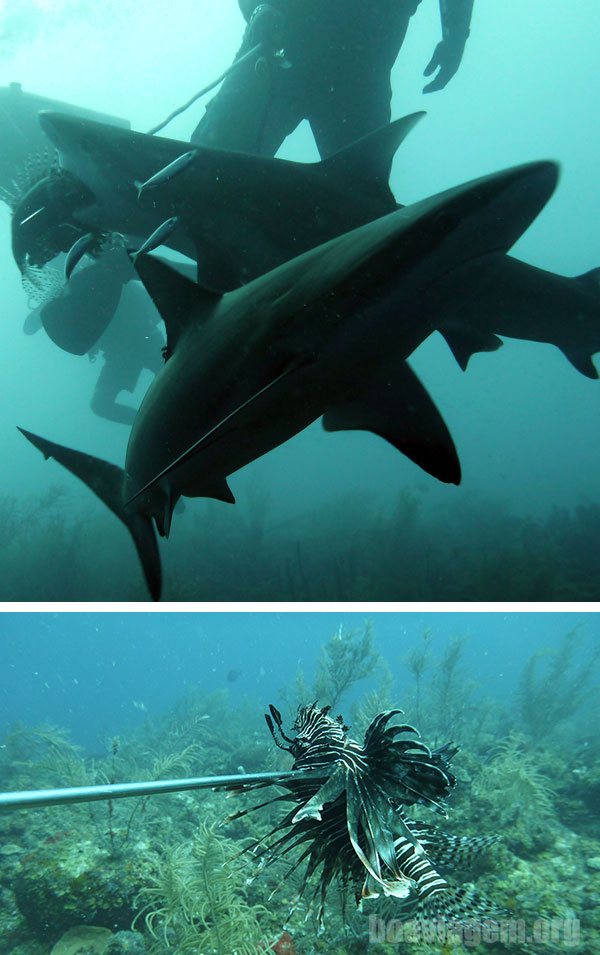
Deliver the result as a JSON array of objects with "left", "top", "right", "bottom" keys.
[
  {"left": 134, "top": 821, "right": 273, "bottom": 955},
  {"left": 403, "top": 629, "right": 432, "bottom": 728},
  {"left": 517, "top": 624, "right": 600, "bottom": 741},
  {"left": 313, "top": 622, "right": 381, "bottom": 710}
]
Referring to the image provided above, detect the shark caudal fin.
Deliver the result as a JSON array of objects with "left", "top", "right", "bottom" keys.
[{"left": 18, "top": 428, "right": 162, "bottom": 600}]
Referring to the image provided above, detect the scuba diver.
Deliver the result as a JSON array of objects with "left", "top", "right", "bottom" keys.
[
  {"left": 23, "top": 248, "right": 164, "bottom": 426},
  {"left": 1, "top": 85, "right": 165, "bottom": 426},
  {"left": 191, "top": 0, "right": 474, "bottom": 157}
]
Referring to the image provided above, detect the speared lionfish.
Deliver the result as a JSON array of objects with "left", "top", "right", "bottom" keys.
[{"left": 228, "top": 703, "right": 503, "bottom": 927}]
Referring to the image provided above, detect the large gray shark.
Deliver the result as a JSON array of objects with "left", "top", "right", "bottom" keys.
[
  {"left": 38, "top": 110, "right": 600, "bottom": 377},
  {"left": 19, "top": 159, "right": 557, "bottom": 599},
  {"left": 38, "top": 109, "right": 416, "bottom": 290}
]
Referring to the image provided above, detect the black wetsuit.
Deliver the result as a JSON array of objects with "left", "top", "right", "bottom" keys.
[{"left": 192, "top": 0, "right": 472, "bottom": 158}]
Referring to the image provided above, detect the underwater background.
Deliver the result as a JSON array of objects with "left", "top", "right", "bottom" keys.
[
  {"left": 0, "top": 1, "right": 600, "bottom": 600},
  {"left": 1, "top": 610, "right": 599, "bottom": 954}
]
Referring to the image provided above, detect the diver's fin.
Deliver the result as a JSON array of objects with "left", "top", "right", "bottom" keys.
[
  {"left": 322, "top": 360, "right": 461, "bottom": 485},
  {"left": 319, "top": 113, "right": 425, "bottom": 192},
  {"left": 133, "top": 253, "right": 221, "bottom": 355},
  {"left": 41, "top": 257, "right": 126, "bottom": 355},
  {"left": 439, "top": 323, "right": 504, "bottom": 371},
  {"left": 18, "top": 427, "right": 161, "bottom": 600}
]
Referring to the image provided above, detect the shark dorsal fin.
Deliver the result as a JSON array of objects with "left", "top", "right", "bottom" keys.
[
  {"left": 318, "top": 112, "right": 425, "bottom": 192},
  {"left": 133, "top": 253, "right": 221, "bottom": 355}
]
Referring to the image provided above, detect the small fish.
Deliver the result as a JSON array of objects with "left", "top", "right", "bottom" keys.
[
  {"left": 64, "top": 232, "right": 96, "bottom": 282},
  {"left": 227, "top": 669, "right": 242, "bottom": 683},
  {"left": 134, "top": 150, "right": 197, "bottom": 199},
  {"left": 131, "top": 216, "right": 180, "bottom": 262},
  {"left": 132, "top": 700, "right": 148, "bottom": 712}
]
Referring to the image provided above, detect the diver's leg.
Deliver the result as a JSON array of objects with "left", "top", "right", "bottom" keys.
[
  {"left": 307, "top": 12, "right": 412, "bottom": 159},
  {"left": 192, "top": 49, "right": 303, "bottom": 156},
  {"left": 90, "top": 358, "right": 138, "bottom": 426},
  {"left": 191, "top": 44, "right": 272, "bottom": 151},
  {"left": 309, "top": 73, "right": 394, "bottom": 159}
]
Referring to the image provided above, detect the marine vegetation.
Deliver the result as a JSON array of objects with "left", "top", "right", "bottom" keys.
[
  {"left": 2, "top": 487, "right": 600, "bottom": 602},
  {"left": 134, "top": 821, "right": 273, "bottom": 955},
  {"left": 1, "top": 622, "right": 600, "bottom": 954},
  {"left": 517, "top": 625, "right": 600, "bottom": 741}
]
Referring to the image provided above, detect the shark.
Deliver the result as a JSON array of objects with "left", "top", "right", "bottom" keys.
[
  {"left": 19, "top": 159, "right": 558, "bottom": 600},
  {"left": 37, "top": 110, "right": 600, "bottom": 377},
  {"left": 37, "top": 108, "right": 416, "bottom": 291}
]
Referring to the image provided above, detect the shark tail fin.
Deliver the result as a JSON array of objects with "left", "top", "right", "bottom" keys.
[{"left": 18, "top": 427, "right": 162, "bottom": 600}]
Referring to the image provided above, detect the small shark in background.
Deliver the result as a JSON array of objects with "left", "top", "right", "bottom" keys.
[
  {"left": 19, "top": 159, "right": 557, "bottom": 599},
  {"left": 38, "top": 109, "right": 600, "bottom": 377}
]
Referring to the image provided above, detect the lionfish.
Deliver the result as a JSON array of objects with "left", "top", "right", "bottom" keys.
[{"left": 228, "top": 703, "right": 503, "bottom": 927}]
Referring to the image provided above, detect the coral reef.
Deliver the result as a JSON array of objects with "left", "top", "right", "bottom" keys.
[
  {"left": 49, "top": 926, "right": 112, "bottom": 955},
  {"left": 3, "top": 488, "right": 600, "bottom": 600}
]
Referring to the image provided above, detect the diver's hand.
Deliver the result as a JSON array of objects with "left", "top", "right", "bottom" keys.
[
  {"left": 246, "top": 4, "right": 285, "bottom": 50},
  {"left": 422, "top": 37, "right": 467, "bottom": 93}
]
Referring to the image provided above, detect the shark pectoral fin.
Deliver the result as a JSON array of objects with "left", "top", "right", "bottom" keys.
[
  {"left": 322, "top": 361, "right": 461, "bottom": 485},
  {"left": 319, "top": 112, "right": 425, "bottom": 196},
  {"left": 17, "top": 427, "right": 162, "bottom": 600},
  {"left": 439, "top": 323, "right": 504, "bottom": 371},
  {"left": 133, "top": 253, "right": 222, "bottom": 355}
]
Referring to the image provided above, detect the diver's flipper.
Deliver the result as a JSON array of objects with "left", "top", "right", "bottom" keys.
[
  {"left": 439, "top": 322, "right": 504, "bottom": 371},
  {"left": 40, "top": 255, "right": 128, "bottom": 355},
  {"left": 322, "top": 360, "right": 461, "bottom": 485},
  {"left": 18, "top": 427, "right": 161, "bottom": 600}
]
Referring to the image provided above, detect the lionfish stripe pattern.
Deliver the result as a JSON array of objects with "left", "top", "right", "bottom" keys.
[{"left": 229, "top": 703, "right": 504, "bottom": 927}]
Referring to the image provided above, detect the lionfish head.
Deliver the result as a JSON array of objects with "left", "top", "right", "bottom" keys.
[{"left": 265, "top": 702, "right": 349, "bottom": 767}]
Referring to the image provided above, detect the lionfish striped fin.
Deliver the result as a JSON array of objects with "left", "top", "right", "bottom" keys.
[{"left": 406, "top": 822, "right": 501, "bottom": 869}]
